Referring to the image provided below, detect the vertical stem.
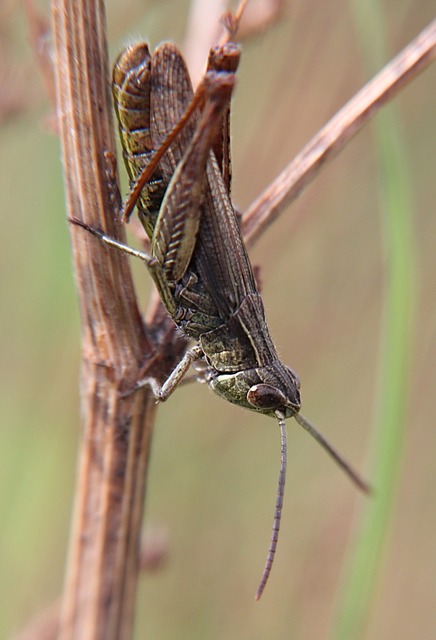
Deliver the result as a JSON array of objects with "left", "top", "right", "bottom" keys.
[{"left": 52, "top": 1, "right": 157, "bottom": 638}]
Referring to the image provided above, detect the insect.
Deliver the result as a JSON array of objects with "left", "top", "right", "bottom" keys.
[{"left": 71, "top": 39, "right": 369, "bottom": 600}]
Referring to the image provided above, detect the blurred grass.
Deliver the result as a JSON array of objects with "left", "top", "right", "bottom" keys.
[
  {"left": 330, "top": 1, "right": 417, "bottom": 639},
  {"left": 1, "top": 1, "right": 435, "bottom": 639}
]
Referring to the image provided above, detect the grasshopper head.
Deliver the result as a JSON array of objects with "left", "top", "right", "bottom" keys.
[{"left": 210, "top": 362, "right": 301, "bottom": 418}]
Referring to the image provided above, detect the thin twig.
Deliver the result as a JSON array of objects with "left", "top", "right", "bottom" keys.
[{"left": 242, "top": 19, "right": 436, "bottom": 247}]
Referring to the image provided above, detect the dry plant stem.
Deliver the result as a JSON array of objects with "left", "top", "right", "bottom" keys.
[
  {"left": 242, "top": 19, "right": 436, "bottom": 247},
  {"left": 52, "top": 1, "right": 158, "bottom": 639}
]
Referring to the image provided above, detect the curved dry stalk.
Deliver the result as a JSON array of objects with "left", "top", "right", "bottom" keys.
[{"left": 242, "top": 19, "right": 436, "bottom": 247}]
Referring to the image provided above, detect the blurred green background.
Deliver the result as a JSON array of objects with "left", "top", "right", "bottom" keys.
[{"left": 1, "top": 1, "right": 435, "bottom": 638}]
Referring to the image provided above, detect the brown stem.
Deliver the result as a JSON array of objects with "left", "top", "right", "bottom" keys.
[
  {"left": 51, "top": 1, "right": 160, "bottom": 639},
  {"left": 242, "top": 19, "right": 436, "bottom": 247}
]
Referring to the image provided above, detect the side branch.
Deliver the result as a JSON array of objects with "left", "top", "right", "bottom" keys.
[{"left": 242, "top": 19, "right": 436, "bottom": 246}]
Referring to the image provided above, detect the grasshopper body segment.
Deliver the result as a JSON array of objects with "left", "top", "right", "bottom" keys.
[
  {"left": 113, "top": 44, "right": 166, "bottom": 237},
  {"left": 114, "top": 42, "right": 302, "bottom": 418}
]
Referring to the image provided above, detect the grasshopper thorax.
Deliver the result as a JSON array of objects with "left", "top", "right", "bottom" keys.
[{"left": 209, "top": 362, "right": 301, "bottom": 419}]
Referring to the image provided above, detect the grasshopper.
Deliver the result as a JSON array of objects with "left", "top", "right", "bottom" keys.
[{"left": 71, "top": 40, "right": 369, "bottom": 600}]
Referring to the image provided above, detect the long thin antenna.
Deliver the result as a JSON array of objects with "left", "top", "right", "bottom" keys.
[
  {"left": 255, "top": 410, "right": 287, "bottom": 600},
  {"left": 294, "top": 412, "right": 371, "bottom": 494}
]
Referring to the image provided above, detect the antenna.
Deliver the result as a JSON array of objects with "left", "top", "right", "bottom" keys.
[
  {"left": 294, "top": 412, "right": 371, "bottom": 494},
  {"left": 255, "top": 410, "right": 287, "bottom": 600},
  {"left": 255, "top": 410, "right": 370, "bottom": 600}
]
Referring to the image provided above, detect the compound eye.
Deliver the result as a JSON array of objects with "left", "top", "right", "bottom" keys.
[{"left": 247, "top": 384, "right": 287, "bottom": 409}]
